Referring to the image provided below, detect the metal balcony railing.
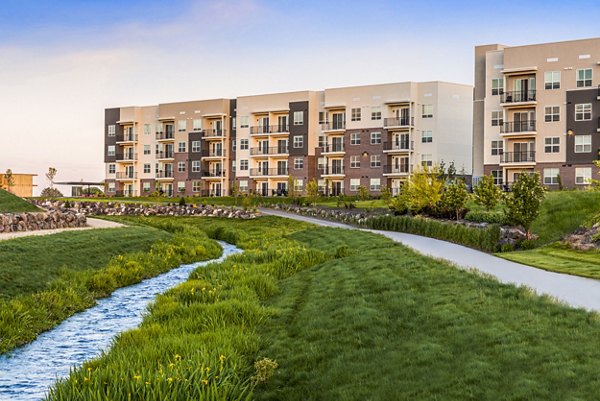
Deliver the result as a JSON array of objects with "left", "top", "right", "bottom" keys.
[
  {"left": 501, "top": 120, "right": 536, "bottom": 134},
  {"left": 501, "top": 151, "right": 536, "bottom": 163},
  {"left": 249, "top": 168, "right": 289, "bottom": 176},
  {"left": 116, "top": 133, "right": 138, "bottom": 142},
  {"left": 321, "top": 122, "right": 346, "bottom": 131},
  {"left": 202, "top": 129, "right": 226, "bottom": 138},
  {"left": 383, "top": 141, "right": 413, "bottom": 151},
  {"left": 501, "top": 90, "right": 536, "bottom": 103},
  {"left": 321, "top": 143, "right": 345, "bottom": 153},
  {"left": 383, "top": 164, "right": 410, "bottom": 174},
  {"left": 116, "top": 152, "right": 138, "bottom": 161},
  {"left": 249, "top": 146, "right": 289, "bottom": 156},
  {"left": 156, "top": 131, "right": 175, "bottom": 140},
  {"left": 383, "top": 117, "right": 413, "bottom": 127},
  {"left": 202, "top": 170, "right": 226, "bottom": 178},
  {"left": 319, "top": 166, "right": 345, "bottom": 175},
  {"left": 115, "top": 172, "right": 137, "bottom": 179},
  {"left": 156, "top": 151, "right": 174, "bottom": 159},
  {"left": 201, "top": 149, "right": 226, "bottom": 157},
  {"left": 250, "top": 125, "right": 290, "bottom": 135},
  {"left": 155, "top": 170, "right": 174, "bottom": 178}
]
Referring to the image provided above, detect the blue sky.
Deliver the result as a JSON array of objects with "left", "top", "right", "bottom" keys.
[{"left": 0, "top": 0, "right": 599, "bottom": 190}]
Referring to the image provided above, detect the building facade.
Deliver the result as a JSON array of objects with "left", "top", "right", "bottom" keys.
[
  {"left": 0, "top": 173, "right": 36, "bottom": 197},
  {"left": 474, "top": 38, "right": 600, "bottom": 188},
  {"left": 104, "top": 81, "right": 473, "bottom": 197}
]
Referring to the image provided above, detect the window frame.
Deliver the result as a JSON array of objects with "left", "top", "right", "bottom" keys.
[
  {"left": 491, "top": 140, "right": 504, "bottom": 156},
  {"left": 350, "top": 132, "right": 361, "bottom": 145},
  {"left": 422, "top": 104, "right": 433, "bottom": 118},
  {"left": 351, "top": 108, "right": 361, "bottom": 121},
  {"left": 293, "top": 111, "right": 304, "bottom": 126},
  {"left": 544, "top": 71, "right": 560, "bottom": 90},
  {"left": 575, "top": 103, "right": 592, "bottom": 121},
  {"left": 293, "top": 135, "right": 304, "bottom": 148},
  {"left": 576, "top": 68, "right": 593, "bottom": 88},
  {"left": 491, "top": 78, "right": 504, "bottom": 96},
  {"left": 575, "top": 167, "right": 592, "bottom": 184},
  {"left": 370, "top": 131, "right": 382, "bottom": 145},
  {"left": 370, "top": 154, "right": 381, "bottom": 168},
  {"left": 575, "top": 135, "right": 592, "bottom": 153},
  {"left": 543, "top": 168, "right": 560, "bottom": 185},
  {"left": 544, "top": 106, "right": 560, "bottom": 122},
  {"left": 421, "top": 130, "right": 433, "bottom": 143},
  {"left": 544, "top": 137, "right": 560, "bottom": 153},
  {"left": 350, "top": 155, "right": 360, "bottom": 168}
]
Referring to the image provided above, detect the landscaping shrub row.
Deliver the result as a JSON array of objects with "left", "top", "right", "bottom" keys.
[
  {"left": 464, "top": 210, "right": 508, "bottom": 225},
  {"left": 365, "top": 215, "right": 501, "bottom": 252},
  {"left": 0, "top": 228, "right": 221, "bottom": 354}
]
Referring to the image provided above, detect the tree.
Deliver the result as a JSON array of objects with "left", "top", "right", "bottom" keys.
[
  {"left": 380, "top": 185, "right": 392, "bottom": 205},
  {"left": 473, "top": 174, "right": 503, "bottom": 211},
  {"left": 357, "top": 185, "right": 370, "bottom": 202},
  {"left": 3, "top": 169, "right": 15, "bottom": 193},
  {"left": 46, "top": 167, "right": 57, "bottom": 189},
  {"left": 40, "top": 187, "right": 63, "bottom": 198},
  {"left": 441, "top": 180, "right": 469, "bottom": 221},
  {"left": 404, "top": 165, "right": 444, "bottom": 214},
  {"left": 287, "top": 175, "right": 298, "bottom": 198},
  {"left": 505, "top": 173, "right": 546, "bottom": 240},
  {"left": 306, "top": 178, "right": 320, "bottom": 207},
  {"left": 590, "top": 160, "right": 600, "bottom": 190}
]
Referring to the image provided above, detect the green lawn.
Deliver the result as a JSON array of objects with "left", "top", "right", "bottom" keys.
[{"left": 0, "top": 188, "right": 39, "bottom": 212}]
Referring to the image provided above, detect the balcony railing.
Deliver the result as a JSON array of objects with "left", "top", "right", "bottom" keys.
[
  {"left": 202, "top": 170, "right": 226, "bottom": 178},
  {"left": 249, "top": 168, "right": 289, "bottom": 176},
  {"left": 250, "top": 146, "right": 289, "bottom": 156},
  {"left": 115, "top": 172, "right": 137, "bottom": 179},
  {"left": 250, "top": 125, "right": 290, "bottom": 135},
  {"left": 383, "top": 141, "right": 413, "bottom": 151},
  {"left": 383, "top": 117, "right": 413, "bottom": 127},
  {"left": 319, "top": 166, "right": 345, "bottom": 175},
  {"left": 156, "top": 131, "right": 175, "bottom": 140},
  {"left": 155, "top": 171, "right": 174, "bottom": 179},
  {"left": 202, "top": 129, "right": 226, "bottom": 138},
  {"left": 115, "top": 190, "right": 138, "bottom": 197},
  {"left": 383, "top": 164, "right": 410, "bottom": 174},
  {"left": 199, "top": 189, "right": 224, "bottom": 197},
  {"left": 201, "top": 149, "right": 226, "bottom": 158},
  {"left": 156, "top": 151, "right": 174, "bottom": 159},
  {"left": 501, "top": 151, "right": 536, "bottom": 164},
  {"left": 501, "top": 90, "right": 536, "bottom": 104},
  {"left": 501, "top": 120, "right": 536, "bottom": 134},
  {"left": 321, "top": 143, "right": 345, "bottom": 153},
  {"left": 321, "top": 122, "right": 346, "bottom": 131},
  {"left": 116, "top": 133, "right": 138, "bottom": 142},
  {"left": 116, "top": 152, "right": 138, "bottom": 161}
]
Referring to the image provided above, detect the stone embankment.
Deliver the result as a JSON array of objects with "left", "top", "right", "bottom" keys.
[
  {"left": 564, "top": 223, "right": 600, "bottom": 251},
  {"left": 0, "top": 211, "right": 86, "bottom": 233}
]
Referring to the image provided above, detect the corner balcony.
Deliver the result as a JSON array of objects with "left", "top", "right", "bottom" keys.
[
  {"left": 500, "top": 90, "right": 536, "bottom": 107},
  {"left": 319, "top": 166, "right": 345, "bottom": 177},
  {"left": 156, "top": 131, "right": 175, "bottom": 141},
  {"left": 116, "top": 152, "right": 138, "bottom": 163},
  {"left": 115, "top": 172, "right": 137, "bottom": 181},
  {"left": 383, "top": 165, "right": 410, "bottom": 176},
  {"left": 156, "top": 151, "right": 174, "bottom": 160},
  {"left": 321, "top": 122, "right": 346, "bottom": 133},
  {"left": 249, "top": 168, "right": 289, "bottom": 178},
  {"left": 321, "top": 143, "right": 345, "bottom": 155},
  {"left": 250, "top": 125, "right": 290, "bottom": 136},
  {"left": 155, "top": 170, "right": 174, "bottom": 180},
  {"left": 116, "top": 133, "right": 138, "bottom": 144},
  {"left": 201, "top": 170, "right": 227, "bottom": 180},
  {"left": 201, "top": 149, "right": 226, "bottom": 160},
  {"left": 249, "top": 146, "right": 289, "bottom": 157},
  {"left": 383, "top": 141, "right": 413, "bottom": 154},
  {"left": 500, "top": 120, "right": 536, "bottom": 137},
  {"left": 202, "top": 129, "right": 226, "bottom": 140},
  {"left": 499, "top": 151, "right": 536, "bottom": 166},
  {"left": 383, "top": 117, "right": 413, "bottom": 129}
]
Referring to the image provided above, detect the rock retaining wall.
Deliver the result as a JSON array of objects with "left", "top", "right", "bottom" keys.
[{"left": 0, "top": 211, "right": 87, "bottom": 233}]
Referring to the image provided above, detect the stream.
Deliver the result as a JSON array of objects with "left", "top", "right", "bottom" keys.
[{"left": 0, "top": 241, "right": 241, "bottom": 401}]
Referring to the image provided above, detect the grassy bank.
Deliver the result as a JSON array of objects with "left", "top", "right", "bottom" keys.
[
  {"left": 46, "top": 215, "right": 600, "bottom": 401},
  {"left": 0, "top": 225, "right": 221, "bottom": 354},
  {"left": 0, "top": 188, "right": 39, "bottom": 212}
]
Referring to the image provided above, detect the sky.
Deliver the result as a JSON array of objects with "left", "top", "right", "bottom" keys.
[{"left": 0, "top": 0, "right": 599, "bottom": 194}]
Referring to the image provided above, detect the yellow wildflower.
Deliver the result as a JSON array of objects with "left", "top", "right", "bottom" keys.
[{"left": 202, "top": 379, "right": 209, "bottom": 385}]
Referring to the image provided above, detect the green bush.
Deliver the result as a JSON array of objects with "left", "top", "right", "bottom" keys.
[{"left": 464, "top": 210, "right": 508, "bottom": 225}]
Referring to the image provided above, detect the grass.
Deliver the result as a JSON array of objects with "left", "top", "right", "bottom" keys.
[
  {"left": 44, "top": 215, "right": 600, "bottom": 401},
  {"left": 0, "top": 188, "right": 39, "bottom": 212}
]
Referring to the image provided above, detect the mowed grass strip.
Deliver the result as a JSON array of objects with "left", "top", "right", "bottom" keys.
[{"left": 0, "top": 188, "right": 39, "bottom": 213}]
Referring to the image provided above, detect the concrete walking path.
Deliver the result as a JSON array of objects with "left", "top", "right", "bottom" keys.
[
  {"left": 0, "top": 218, "right": 124, "bottom": 241},
  {"left": 261, "top": 208, "right": 600, "bottom": 312}
]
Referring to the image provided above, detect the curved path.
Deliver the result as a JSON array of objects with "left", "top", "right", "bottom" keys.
[
  {"left": 0, "top": 218, "right": 124, "bottom": 241},
  {"left": 261, "top": 208, "right": 600, "bottom": 312}
]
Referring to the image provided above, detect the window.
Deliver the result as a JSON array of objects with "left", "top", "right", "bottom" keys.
[
  {"left": 491, "top": 141, "right": 503, "bottom": 156},
  {"left": 421, "top": 130, "right": 433, "bottom": 143},
  {"left": 370, "top": 131, "right": 382, "bottom": 144},
  {"left": 544, "top": 71, "right": 560, "bottom": 89},
  {"left": 576, "top": 68, "right": 592, "bottom": 87},
  {"left": 318, "top": 157, "right": 326, "bottom": 171},
  {"left": 575, "top": 104, "right": 592, "bottom": 121},
  {"left": 544, "top": 137, "right": 560, "bottom": 153},
  {"left": 178, "top": 120, "right": 186, "bottom": 132},
  {"left": 108, "top": 164, "right": 115, "bottom": 174},
  {"left": 178, "top": 142, "right": 186, "bottom": 153},
  {"left": 371, "top": 106, "right": 381, "bottom": 120},
  {"left": 108, "top": 183, "right": 115, "bottom": 192},
  {"left": 192, "top": 161, "right": 200, "bottom": 172},
  {"left": 351, "top": 108, "right": 361, "bottom": 121},
  {"left": 232, "top": 140, "right": 236, "bottom": 152},
  {"left": 192, "top": 181, "right": 201, "bottom": 193},
  {"left": 491, "top": 111, "right": 503, "bottom": 127},
  {"left": 544, "top": 106, "right": 560, "bottom": 122},
  {"left": 178, "top": 181, "right": 186, "bottom": 192},
  {"left": 293, "top": 135, "right": 304, "bottom": 148},
  {"left": 350, "top": 155, "right": 360, "bottom": 168},
  {"left": 350, "top": 132, "right": 361, "bottom": 145},
  {"left": 178, "top": 161, "right": 186, "bottom": 172},
  {"left": 318, "top": 112, "right": 327, "bottom": 124},
  {"left": 576, "top": 168, "right": 592, "bottom": 184},
  {"left": 240, "top": 139, "right": 249, "bottom": 150},
  {"left": 143, "top": 145, "right": 150, "bottom": 155},
  {"left": 295, "top": 179, "right": 304, "bottom": 191},
  {"left": 143, "top": 182, "right": 151, "bottom": 192},
  {"left": 370, "top": 154, "right": 381, "bottom": 168},
  {"left": 107, "top": 145, "right": 115, "bottom": 156},
  {"left": 491, "top": 78, "right": 504, "bottom": 96},
  {"left": 370, "top": 178, "right": 381, "bottom": 191},
  {"left": 421, "top": 154, "right": 432, "bottom": 167},
  {"left": 294, "top": 158, "right": 304, "bottom": 170},
  {"left": 350, "top": 178, "right": 360, "bottom": 191},
  {"left": 107, "top": 125, "right": 116, "bottom": 136},
  {"left": 192, "top": 141, "right": 201, "bottom": 152},
  {"left": 143, "top": 163, "right": 151, "bottom": 174},
  {"left": 422, "top": 104, "right": 433, "bottom": 118},
  {"left": 192, "top": 119, "right": 202, "bottom": 131},
  {"left": 239, "top": 116, "right": 249, "bottom": 128},
  {"left": 239, "top": 180, "right": 248, "bottom": 192},
  {"left": 231, "top": 160, "right": 236, "bottom": 173},
  {"left": 543, "top": 168, "right": 560, "bottom": 185},
  {"left": 293, "top": 111, "right": 304, "bottom": 125},
  {"left": 491, "top": 170, "right": 503, "bottom": 186},
  {"left": 318, "top": 136, "right": 326, "bottom": 147},
  {"left": 575, "top": 135, "right": 592, "bottom": 153},
  {"left": 240, "top": 160, "right": 249, "bottom": 170},
  {"left": 144, "top": 124, "right": 151, "bottom": 135}
]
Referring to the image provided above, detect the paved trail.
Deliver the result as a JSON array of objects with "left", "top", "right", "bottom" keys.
[
  {"left": 0, "top": 218, "right": 124, "bottom": 241},
  {"left": 261, "top": 208, "right": 600, "bottom": 312}
]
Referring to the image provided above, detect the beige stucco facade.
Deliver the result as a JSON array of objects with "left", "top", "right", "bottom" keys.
[{"left": 0, "top": 173, "right": 37, "bottom": 198}]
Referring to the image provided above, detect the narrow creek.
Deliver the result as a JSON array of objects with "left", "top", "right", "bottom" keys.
[{"left": 0, "top": 241, "right": 242, "bottom": 401}]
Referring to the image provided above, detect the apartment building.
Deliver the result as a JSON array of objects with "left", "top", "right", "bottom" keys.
[
  {"left": 474, "top": 37, "right": 600, "bottom": 188},
  {"left": 0, "top": 172, "right": 36, "bottom": 197},
  {"left": 104, "top": 81, "right": 473, "bottom": 197}
]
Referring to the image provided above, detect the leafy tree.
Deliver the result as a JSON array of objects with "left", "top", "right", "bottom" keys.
[
  {"left": 473, "top": 174, "right": 503, "bottom": 211},
  {"left": 40, "top": 187, "right": 63, "bottom": 198},
  {"left": 46, "top": 167, "right": 57, "bottom": 189},
  {"left": 380, "top": 185, "right": 392, "bottom": 205},
  {"left": 405, "top": 166, "right": 444, "bottom": 214},
  {"left": 306, "top": 178, "right": 320, "bottom": 207},
  {"left": 505, "top": 173, "right": 546, "bottom": 240},
  {"left": 590, "top": 160, "right": 600, "bottom": 190},
  {"left": 441, "top": 180, "right": 469, "bottom": 221},
  {"left": 3, "top": 169, "right": 14, "bottom": 193},
  {"left": 287, "top": 175, "right": 298, "bottom": 198},
  {"left": 357, "top": 185, "right": 370, "bottom": 202}
]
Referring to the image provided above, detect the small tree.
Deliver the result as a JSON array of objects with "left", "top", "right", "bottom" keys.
[
  {"left": 505, "top": 173, "right": 546, "bottom": 240},
  {"left": 405, "top": 165, "right": 444, "bottom": 214},
  {"left": 357, "top": 185, "right": 370, "bottom": 202},
  {"left": 287, "top": 175, "right": 298, "bottom": 198},
  {"left": 3, "top": 169, "right": 15, "bottom": 193},
  {"left": 46, "top": 167, "right": 57, "bottom": 189},
  {"left": 40, "top": 187, "right": 63, "bottom": 198},
  {"left": 306, "top": 178, "right": 319, "bottom": 207},
  {"left": 473, "top": 174, "right": 503, "bottom": 211},
  {"left": 380, "top": 185, "right": 392, "bottom": 205},
  {"left": 441, "top": 180, "right": 469, "bottom": 221},
  {"left": 589, "top": 160, "right": 600, "bottom": 190}
]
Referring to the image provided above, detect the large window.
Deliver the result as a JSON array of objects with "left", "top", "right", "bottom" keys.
[
  {"left": 192, "top": 161, "right": 200, "bottom": 172},
  {"left": 422, "top": 104, "right": 433, "bottom": 118},
  {"left": 178, "top": 142, "right": 186, "bottom": 153},
  {"left": 544, "top": 137, "right": 560, "bottom": 153},
  {"left": 543, "top": 168, "right": 559, "bottom": 185},
  {"left": 107, "top": 125, "right": 116, "bottom": 136},
  {"left": 192, "top": 119, "right": 202, "bottom": 131},
  {"left": 351, "top": 108, "right": 361, "bottom": 121},
  {"left": 575, "top": 135, "right": 592, "bottom": 153},
  {"left": 350, "top": 132, "right": 361, "bottom": 145},
  {"left": 544, "top": 106, "right": 560, "bottom": 122},
  {"left": 421, "top": 154, "right": 433, "bottom": 167},
  {"left": 192, "top": 141, "right": 201, "bottom": 152},
  {"left": 370, "top": 178, "right": 381, "bottom": 191},
  {"left": 294, "top": 158, "right": 304, "bottom": 169},
  {"left": 421, "top": 130, "right": 433, "bottom": 143},
  {"left": 293, "top": 135, "right": 304, "bottom": 148},
  {"left": 144, "top": 145, "right": 151, "bottom": 155},
  {"left": 371, "top": 106, "right": 381, "bottom": 120},
  {"left": 107, "top": 145, "right": 115, "bottom": 156},
  {"left": 576, "top": 167, "right": 592, "bottom": 184},
  {"left": 178, "top": 161, "right": 186, "bottom": 172},
  {"left": 491, "top": 78, "right": 504, "bottom": 95},
  {"left": 293, "top": 111, "right": 304, "bottom": 125},
  {"left": 144, "top": 124, "right": 151, "bottom": 135},
  {"left": 239, "top": 180, "right": 248, "bottom": 192},
  {"left": 575, "top": 104, "right": 592, "bottom": 121},
  {"left": 370, "top": 155, "right": 381, "bottom": 168},
  {"left": 240, "top": 160, "right": 249, "bottom": 170},
  {"left": 108, "top": 164, "right": 115, "bottom": 174},
  {"left": 370, "top": 131, "right": 382, "bottom": 145},
  {"left": 544, "top": 71, "right": 560, "bottom": 89},
  {"left": 239, "top": 116, "right": 249, "bottom": 128},
  {"left": 491, "top": 111, "right": 503, "bottom": 127},
  {"left": 178, "top": 120, "right": 186, "bottom": 132},
  {"left": 491, "top": 170, "right": 503, "bottom": 186},
  {"left": 192, "top": 181, "right": 201, "bottom": 193},
  {"left": 491, "top": 140, "right": 503, "bottom": 156},
  {"left": 350, "top": 178, "right": 360, "bottom": 192},
  {"left": 240, "top": 139, "right": 249, "bottom": 150},
  {"left": 350, "top": 155, "right": 360, "bottom": 168},
  {"left": 143, "top": 163, "right": 151, "bottom": 174},
  {"left": 576, "top": 68, "right": 592, "bottom": 87}
]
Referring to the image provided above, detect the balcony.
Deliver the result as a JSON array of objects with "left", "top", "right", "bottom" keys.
[
  {"left": 383, "top": 117, "right": 413, "bottom": 129},
  {"left": 500, "top": 120, "right": 536, "bottom": 136},
  {"left": 155, "top": 170, "right": 174, "bottom": 179},
  {"left": 201, "top": 170, "right": 226, "bottom": 179},
  {"left": 319, "top": 166, "right": 345, "bottom": 176},
  {"left": 383, "top": 164, "right": 410, "bottom": 176},
  {"left": 321, "top": 122, "right": 346, "bottom": 132},
  {"left": 383, "top": 141, "right": 413, "bottom": 153},
  {"left": 250, "top": 146, "right": 289, "bottom": 156},
  {"left": 115, "top": 172, "right": 137, "bottom": 180},
  {"left": 156, "top": 131, "right": 175, "bottom": 141},
  {"left": 249, "top": 168, "right": 289, "bottom": 177},
  {"left": 201, "top": 149, "right": 226, "bottom": 159},
  {"left": 321, "top": 143, "right": 345, "bottom": 155},
  {"left": 115, "top": 190, "right": 138, "bottom": 197},
  {"left": 156, "top": 151, "right": 174, "bottom": 160},
  {"left": 500, "top": 151, "right": 536, "bottom": 165},
  {"left": 501, "top": 90, "right": 536, "bottom": 106},
  {"left": 202, "top": 129, "right": 226, "bottom": 139},
  {"left": 116, "top": 152, "right": 138, "bottom": 162},
  {"left": 250, "top": 125, "right": 290, "bottom": 135},
  {"left": 116, "top": 133, "right": 138, "bottom": 143}
]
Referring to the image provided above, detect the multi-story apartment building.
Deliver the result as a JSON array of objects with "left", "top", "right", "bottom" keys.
[
  {"left": 474, "top": 37, "right": 600, "bottom": 188},
  {"left": 104, "top": 81, "right": 473, "bottom": 197}
]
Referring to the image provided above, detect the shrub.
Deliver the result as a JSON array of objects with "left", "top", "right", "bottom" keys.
[
  {"left": 440, "top": 180, "right": 469, "bottom": 221},
  {"left": 506, "top": 173, "right": 546, "bottom": 239},
  {"left": 473, "top": 175, "right": 503, "bottom": 211},
  {"left": 464, "top": 210, "right": 508, "bottom": 225}
]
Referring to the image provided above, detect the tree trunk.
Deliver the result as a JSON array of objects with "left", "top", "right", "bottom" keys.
[{"left": 526, "top": 228, "right": 531, "bottom": 240}]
